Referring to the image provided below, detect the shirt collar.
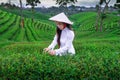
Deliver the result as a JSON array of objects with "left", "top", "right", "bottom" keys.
[{"left": 62, "top": 27, "right": 68, "bottom": 31}]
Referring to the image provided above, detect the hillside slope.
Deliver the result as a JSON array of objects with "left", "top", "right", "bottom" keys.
[
  {"left": 0, "top": 9, "right": 54, "bottom": 42},
  {"left": 70, "top": 12, "right": 120, "bottom": 31},
  {"left": 0, "top": 6, "right": 54, "bottom": 25}
]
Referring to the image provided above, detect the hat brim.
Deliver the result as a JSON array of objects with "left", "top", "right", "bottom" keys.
[
  {"left": 49, "top": 18, "right": 73, "bottom": 25},
  {"left": 49, "top": 12, "right": 73, "bottom": 25}
]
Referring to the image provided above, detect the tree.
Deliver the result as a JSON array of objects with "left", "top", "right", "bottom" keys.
[
  {"left": 55, "top": 0, "right": 77, "bottom": 14},
  {"left": 55, "top": 0, "right": 77, "bottom": 6},
  {"left": 7, "top": 0, "right": 16, "bottom": 8},
  {"left": 115, "top": 0, "right": 120, "bottom": 11},
  {"left": 95, "top": 0, "right": 111, "bottom": 32},
  {"left": 7, "top": 0, "right": 11, "bottom": 7},
  {"left": 115, "top": 0, "right": 120, "bottom": 26},
  {"left": 8, "top": 0, "right": 11, "bottom": 5},
  {"left": 26, "top": 0, "right": 41, "bottom": 22},
  {"left": 19, "top": 0, "right": 24, "bottom": 28},
  {"left": 102, "top": 0, "right": 111, "bottom": 13},
  {"left": 95, "top": 4, "right": 101, "bottom": 31},
  {"left": 0, "top": 3, "right": 5, "bottom": 6},
  {"left": 100, "top": 0, "right": 112, "bottom": 32},
  {"left": 115, "top": 0, "right": 120, "bottom": 16}
]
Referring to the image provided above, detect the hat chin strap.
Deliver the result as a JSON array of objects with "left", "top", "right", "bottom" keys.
[{"left": 63, "top": 23, "right": 67, "bottom": 29}]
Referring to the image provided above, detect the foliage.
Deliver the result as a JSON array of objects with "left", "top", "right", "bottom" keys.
[
  {"left": 101, "top": 13, "right": 107, "bottom": 20},
  {"left": 115, "top": 0, "right": 120, "bottom": 10},
  {"left": 55, "top": 0, "right": 77, "bottom": 6},
  {"left": 26, "top": 0, "right": 41, "bottom": 7},
  {"left": 0, "top": 38, "right": 120, "bottom": 79}
]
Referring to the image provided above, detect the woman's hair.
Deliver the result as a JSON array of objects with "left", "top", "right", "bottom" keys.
[{"left": 56, "top": 23, "right": 72, "bottom": 47}]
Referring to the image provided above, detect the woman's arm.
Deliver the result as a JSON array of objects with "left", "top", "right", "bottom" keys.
[{"left": 48, "top": 34, "right": 57, "bottom": 50}]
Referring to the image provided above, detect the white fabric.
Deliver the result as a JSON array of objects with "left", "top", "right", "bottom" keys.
[
  {"left": 49, "top": 12, "right": 73, "bottom": 25},
  {"left": 48, "top": 27, "right": 75, "bottom": 56}
]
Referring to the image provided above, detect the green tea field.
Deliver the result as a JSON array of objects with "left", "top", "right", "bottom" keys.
[{"left": 0, "top": 7, "right": 120, "bottom": 79}]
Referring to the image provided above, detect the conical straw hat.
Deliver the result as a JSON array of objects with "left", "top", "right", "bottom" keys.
[{"left": 49, "top": 12, "right": 73, "bottom": 25}]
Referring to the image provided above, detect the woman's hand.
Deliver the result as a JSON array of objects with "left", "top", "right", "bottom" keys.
[
  {"left": 43, "top": 48, "right": 50, "bottom": 52},
  {"left": 49, "top": 50, "right": 56, "bottom": 55},
  {"left": 43, "top": 48, "right": 56, "bottom": 56}
]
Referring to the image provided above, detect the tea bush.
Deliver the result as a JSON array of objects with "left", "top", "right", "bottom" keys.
[{"left": 0, "top": 40, "right": 120, "bottom": 80}]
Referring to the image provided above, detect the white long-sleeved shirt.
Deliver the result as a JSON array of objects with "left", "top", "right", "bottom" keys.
[{"left": 48, "top": 27, "right": 75, "bottom": 56}]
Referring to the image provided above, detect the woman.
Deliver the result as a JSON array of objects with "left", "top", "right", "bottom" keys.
[{"left": 44, "top": 12, "right": 75, "bottom": 56}]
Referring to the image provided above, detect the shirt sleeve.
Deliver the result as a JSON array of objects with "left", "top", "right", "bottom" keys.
[
  {"left": 55, "top": 31, "right": 74, "bottom": 56},
  {"left": 48, "top": 34, "right": 57, "bottom": 50}
]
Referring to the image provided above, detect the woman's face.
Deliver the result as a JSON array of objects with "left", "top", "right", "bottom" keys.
[{"left": 55, "top": 22, "right": 65, "bottom": 30}]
